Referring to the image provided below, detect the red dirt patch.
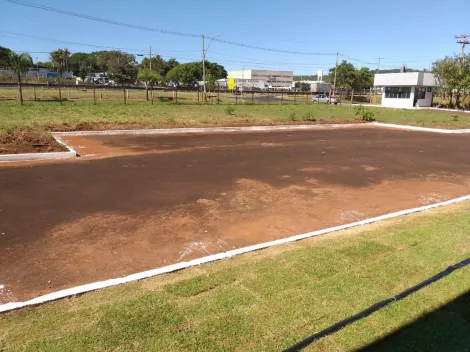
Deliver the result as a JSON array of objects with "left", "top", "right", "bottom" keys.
[
  {"left": 0, "top": 128, "right": 67, "bottom": 154},
  {"left": 1, "top": 128, "right": 470, "bottom": 301}
]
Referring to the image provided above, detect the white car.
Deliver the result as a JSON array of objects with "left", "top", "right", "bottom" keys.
[{"left": 312, "top": 94, "right": 340, "bottom": 104}]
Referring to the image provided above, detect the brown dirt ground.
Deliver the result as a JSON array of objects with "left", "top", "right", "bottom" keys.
[
  {"left": 1, "top": 127, "right": 470, "bottom": 302},
  {"left": 0, "top": 129, "right": 67, "bottom": 155}
]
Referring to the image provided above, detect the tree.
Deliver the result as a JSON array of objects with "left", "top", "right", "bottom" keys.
[
  {"left": 69, "top": 52, "right": 98, "bottom": 78},
  {"left": 137, "top": 68, "right": 161, "bottom": 101},
  {"left": 50, "top": 48, "right": 71, "bottom": 103},
  {"left": 353, "top": 67, "right": 374, "bottom": 91},
  {"left": 329, "top": 60, "right": 356, "bottom": 95},
  {"left": 7, "top": 52, "right": 33, "bottom": 105},
  {"left": 433, "top": 54, "right": 470, "bottom": 107},
  {"left": 166, "top": 61, "right": 226, "bottom": 87},
  {"left": 0, "top": 46, "right": 12, "bottom": 67},
  {"left": 105, "top": 52, "right": 137, "bottom": 104}
]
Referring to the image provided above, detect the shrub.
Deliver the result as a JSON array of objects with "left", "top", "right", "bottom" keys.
[
  {"left": 303, "top": 112, "right": 316, "bottom": 122},
  {"left": 225, "top": 105, "right": 236, "bottom": 115},
  {"left": 353, "top": 105, "right": 375, "bottom": 122},
  {"left": 289, "top": 111, "right": 297, "bottom": 121}
]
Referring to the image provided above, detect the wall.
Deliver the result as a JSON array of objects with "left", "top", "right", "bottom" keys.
[
  {"left": 381, "top": 88, "right": 415, "bottom": 108},
  {"left": 374, "top": 72, "right": 438, "bottom": 87},
  {"left": 227, "top": 70, "right": 252, "bottom": 79},
  {"left": 416, "top": 89, "right": 433, "bottom": 107}
]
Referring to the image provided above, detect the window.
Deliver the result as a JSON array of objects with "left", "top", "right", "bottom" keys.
[
  {"left": 384, "top": 87, "right": 411, "bottom": 99},
  {"left": 416, "top": 87, "right": 426, "bottom": 99}
]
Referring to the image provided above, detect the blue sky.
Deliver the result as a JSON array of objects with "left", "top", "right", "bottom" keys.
[{"left": 1, "top": 0, "right": 468, "bottom": 74}]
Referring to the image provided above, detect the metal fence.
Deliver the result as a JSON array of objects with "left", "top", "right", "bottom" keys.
[{"left": 0, "top": 84, "right": 381, "bottom": 105}]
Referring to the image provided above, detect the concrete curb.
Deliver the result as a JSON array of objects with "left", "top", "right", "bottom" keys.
[
  {"left": 51, "top": 123, "right": 369, "bottom": 137},
  {"left": 373, "top": 122, "right": 470, "bottom": 134},
  {"left": 1, "top": 194, "right": 469, "bottom": 313},
  {"left": 0, "top": 135, "right": 77, "bottom": 163}
]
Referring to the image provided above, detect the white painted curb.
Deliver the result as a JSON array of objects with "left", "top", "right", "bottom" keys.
[
  {"left": 372, "top": 122, "right": 470, "bottom": 134},
  {"left": 51, "top": 123, "right": 368, "bottom": 137},
  {"left": 0, "top": 136, "right": 77, "bottom": 163},
  {"left": 1, "top": 194, "right": 469, "bottom": 313},
  {"left": 50, "top": 122, "right": 470, "bottom": 138}
]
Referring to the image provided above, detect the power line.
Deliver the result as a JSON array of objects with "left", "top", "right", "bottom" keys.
[
  {"left": 3, "top": 0, "right": 338, "bottom": 56},
  {"left": 0, "top": 29, "right": 147, "bottom": 53}
]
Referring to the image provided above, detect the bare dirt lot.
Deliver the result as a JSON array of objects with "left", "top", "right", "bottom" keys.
[{"left": 1, "top": 127, "right": 470, "bottom": 302}]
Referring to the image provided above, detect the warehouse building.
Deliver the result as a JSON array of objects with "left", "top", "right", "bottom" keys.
[{"left": 227, "top": 69, "right": 293, "bottom": 89}]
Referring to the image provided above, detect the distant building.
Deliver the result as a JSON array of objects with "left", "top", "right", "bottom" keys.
[
  {"left": 227, "top": 69, "right": 293, "bottom": 89},
  {"left": 0, "top": 67, "right": 72, "bottom": 78},
  {"left": 374, "top": 72, "right": 438, "bottom": 108}
]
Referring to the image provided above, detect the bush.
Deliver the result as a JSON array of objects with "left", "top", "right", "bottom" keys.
[
  {"left": 289, "top": 111, "right": 297, "bottom": 121},
  {"left": 225, "top": 105, "right": 236, "bottom": 115},
  {"left": 353, "top": 105, "right": 375, "bottom": 122},
  {"left": 303, "top": 112, "right": 316, "bottom": 122}
]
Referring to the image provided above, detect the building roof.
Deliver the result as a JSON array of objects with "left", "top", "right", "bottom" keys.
[{"left": 374, "top": 72, "right": 438, "bottom": 87}]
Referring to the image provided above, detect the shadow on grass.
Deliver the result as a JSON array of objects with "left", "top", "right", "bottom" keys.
[{"left": 358, "top": 290, "right": 470, "bottom": 352}]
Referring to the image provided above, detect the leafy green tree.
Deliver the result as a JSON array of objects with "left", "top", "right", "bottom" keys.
[
  {"left": 137, "top": 68, "right": 161, "bottom": 101},
  {"left": 329, "top": 60, "right": 356, "bottom": 94},
  {"left": 105, "top": 52, "right": 137, "bottom": 103},
  {"left": 7, "top": 52, "right": 33, "bottom": 105},
  {"left": 50, "top": 48, "right": 71, "bottom": 103},
  {"left": 0, "top": 46, "right": 12, "bottom": 67},
  {"left": 166, "top": 61, "right": 226, "bottom": 87},
  {"left": 353, "top": 67, "right": 374, "bottom": 91},
  {"left": 69, "top": 52, "right": 98, "bottom": 78},
  {"left": 433, "top": 54, "right": 470, "bottom": 107}
]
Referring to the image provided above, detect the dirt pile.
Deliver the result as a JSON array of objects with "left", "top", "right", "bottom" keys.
[{"left": 0, "top": 128, "right": 67, "bottom": 154}]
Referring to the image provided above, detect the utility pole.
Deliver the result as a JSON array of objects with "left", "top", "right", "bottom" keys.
[
  {"left": 202, "top": 33, "right": 220, "bottom": 101},
  {"left": 375, "top": 57, "right": 384, "bottom": 73},
  {"left": 202, "top": 35, "right": 205, "bottom": 100},
  {"left": 455, "top": 34, "right": 469, "bottom": 62},
  {"left": 149, "top": 46, "right": 152, "bottom": 71},
  {"left": 333, "top": 52, "right": 339, "bottom": 96}
]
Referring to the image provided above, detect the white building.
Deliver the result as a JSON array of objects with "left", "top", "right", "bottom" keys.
[
  {"left": 227, "top": 69, "right": 293, "bottom": 89},
  {"left": 374, "top": 72, "right": 438, "bottom": 108}
]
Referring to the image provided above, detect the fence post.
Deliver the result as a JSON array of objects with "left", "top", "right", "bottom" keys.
[
  {"left": 93, "top": 84, "right": 96, "bottom": 104},
  {"left": 175, "top": 89, "right": 178, "bottom": 104},
  {"left": 100, "top": 88, "right": 103, "bottom": 100},
  {"left": 235, "top": 92, "right": 238, "bottom": 104},
  {"left": 252, "top": 92, "right": 254, "bottom": 104},
  {"left": 151, "top": 85, "right": 154, "bottom": 105},
  {"left": 281, "top": 91, "right": 283, "bottom": 103},
  {"left": 350, "top": 89, "right": 354, "bottom": 105},
  {"left": 294, "top": 91, "right": 296, "bottom": 104},
  {"left": 126, "top": 89, "right": 129, "bottom": 101},
  {"left": 217, "top": 85, "right": 220, "bottom": 104},
  {"left": 33, "top": 86, "right": 36, "bottom": 101}
]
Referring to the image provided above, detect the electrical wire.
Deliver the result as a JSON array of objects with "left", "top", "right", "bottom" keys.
[{"left": 3, "top": 0, "right": 338, "bottom": 56}]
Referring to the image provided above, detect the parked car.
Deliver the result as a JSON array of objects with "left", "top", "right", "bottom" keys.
[{"left": 312, "top": 94, "right": 340, "bottom": 104}]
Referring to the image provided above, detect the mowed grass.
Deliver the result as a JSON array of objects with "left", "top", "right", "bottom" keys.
[
  {"left": 1, "top": 202, "right": 470, "bottom": 351},
  {"left": 1, "top": 98, "right": 470, "bottom": 132}
]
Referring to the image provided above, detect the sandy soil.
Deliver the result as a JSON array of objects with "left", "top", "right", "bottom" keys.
[{"left": 1, "top": 127, "right": 470, "bottom": 302}]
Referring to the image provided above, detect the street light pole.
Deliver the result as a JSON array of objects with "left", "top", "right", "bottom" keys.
[{"left": 202, "top": 33, "right": 219, "bottom": 101}]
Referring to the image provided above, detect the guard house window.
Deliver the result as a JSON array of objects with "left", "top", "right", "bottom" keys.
[
  {"left": 416, "top": 87, "right": 426, "bottom": 99},
  {"left": 384, "top": 87, "right": 411, "bottom": 99}
]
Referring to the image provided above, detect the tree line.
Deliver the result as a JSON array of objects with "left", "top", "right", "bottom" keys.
[{"left": 0, "top": 46, "right": 228, "bottom": 104}]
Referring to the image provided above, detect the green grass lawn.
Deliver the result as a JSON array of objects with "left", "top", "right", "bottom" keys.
[
  {"left": 1, "top": 100, "right": 470, "bottom": 132},
  {"left": 1, "top": 202, "right": 469, "bottom": 351}
]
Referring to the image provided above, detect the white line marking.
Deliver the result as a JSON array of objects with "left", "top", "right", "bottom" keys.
[{"left": 1, "top": 194, "right": 469, "bottom": 313}]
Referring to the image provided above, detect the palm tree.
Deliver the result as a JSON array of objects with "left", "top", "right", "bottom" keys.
[
  {"left": 50, "top": 48, "right": 70, "bottom": 104},
  {"left": 8, "top": 52, "right": 33, "bottom": 105}
]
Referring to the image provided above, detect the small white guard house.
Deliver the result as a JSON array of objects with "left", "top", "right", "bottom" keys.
[{"left": 374, "top": 72, "right": 438, "bottom": 108}]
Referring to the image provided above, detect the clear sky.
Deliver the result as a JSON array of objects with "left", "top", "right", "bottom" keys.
[{"left": 1, "top": 0, "right": 468, "bottom": 75}]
